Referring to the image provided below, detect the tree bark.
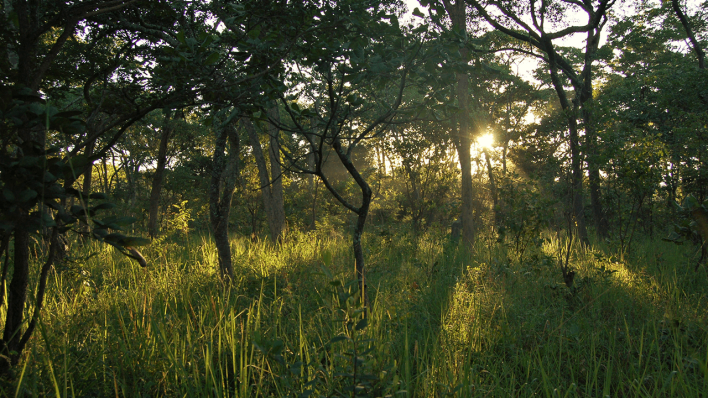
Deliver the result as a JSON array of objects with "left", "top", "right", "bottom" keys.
[
  {"left": 576, "top": 23, "right": 609, "bottom": 239},
  {"left": 483, "top": 149, "right": 499, "bottom": 226},
  {"left": 209, "top": 121, "right": 240, "bottom": 280},
  {"left": 148, "top": 116, "right": 175, "bottom": 239},
  {"left": 546, "top": 45, "right": 589, "bottom": 244},
  {"left": 243, "top": 109, "right": 286, "bottom": 243},
  {"left": 266, "top": 106, "right": 287, "bottom": 242},
  {"left": 444, "top": 0, "right": 475, "bottom": 247},
  {"left": 0, "top": 225, "right": 30, "bottom": 370},
  {"left": 80, "top": 138, "right": 96, "bottom": 240},
  {"left": 331, "top": 139, "right": 371, "bottom": 308},
  {"left": 582, "top": 102, "right": 608, "bottom": 238},
  {"left": 671, "top": 0, "right": 705, "bottom": 70}
]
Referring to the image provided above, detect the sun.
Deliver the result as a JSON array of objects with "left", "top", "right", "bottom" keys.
[{"left": 477, "top": 133, "right": 494, "bottom": 150}]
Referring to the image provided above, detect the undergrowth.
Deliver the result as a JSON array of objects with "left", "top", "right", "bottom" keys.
[{"left": 1, "top": 228, "right": 708, "bottom": 397}]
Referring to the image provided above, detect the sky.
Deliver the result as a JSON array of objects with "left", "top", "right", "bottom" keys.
[{"left": 400, "top": 0, "right": 704, "bottom": 84}]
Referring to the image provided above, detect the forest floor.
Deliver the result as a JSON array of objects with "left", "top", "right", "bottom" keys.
[{"left": 3, "top": 226, "right": 708, "bottom": 397}]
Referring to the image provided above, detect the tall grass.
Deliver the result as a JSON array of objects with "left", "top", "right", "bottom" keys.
[{"left": 2, "top": 228, "right": 708, "bottom": 397}]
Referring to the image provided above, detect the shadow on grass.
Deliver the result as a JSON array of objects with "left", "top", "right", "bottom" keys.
[
  {"left": 413, "top": 235, "right": 708, "bottom": 397},
  {"left": 8, "top": 229, "right": 708, "bottom": 397}
]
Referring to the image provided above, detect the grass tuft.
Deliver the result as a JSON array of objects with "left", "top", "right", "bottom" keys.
[{"left": 3, "top": 229, "right": 708, "bottom": 397}]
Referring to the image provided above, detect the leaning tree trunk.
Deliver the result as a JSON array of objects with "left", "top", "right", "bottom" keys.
[
  {"left": 209, "top": 121, "right": 240, "bottom": 280},
  {"left": 332, "top": 138, "right": 372, "bottom": 308},
  {"left": 671, "top": 0, "right": 705, "bottom": 70},
  {"left": 148, "top": 116, "right": 174, "bottom": 239}
]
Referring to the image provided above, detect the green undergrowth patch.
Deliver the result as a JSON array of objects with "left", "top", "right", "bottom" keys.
[{"left": 3, "top": 229, "right": 708, "bottom": 397}]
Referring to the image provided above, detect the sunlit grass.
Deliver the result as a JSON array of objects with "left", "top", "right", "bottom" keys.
[{"left": 3, "top": 228, "right": 708, "bottom": 396}]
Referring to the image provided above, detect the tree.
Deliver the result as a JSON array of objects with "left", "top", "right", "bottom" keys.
[
  {"left": 198, "top": 0, "right": 318, "bottom": 278},
  {"left": 208, "top": 118, "right": 240, "bottom": 279},
  {"left": 420, "top": 0, "right": 479, "bottom": 246},
  {"left": 243, "top": 106, "right": 287, "bottom": 244},
  {"left": 147, "top": 112, "right": 178, "bottom": 238},
  {"left": 0, "top": 0, "right": 211, "bottom": 373},
  {"left": 273, "top": 0, "right": 421, "bottom": 304},
  {"left": 595, "top": 0, "right": 708, "bottom": 244},
  {"left": 467, "top": 0, "right": 617, "bottom": 242}
]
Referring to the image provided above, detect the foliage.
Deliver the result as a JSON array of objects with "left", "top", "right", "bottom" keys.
[
  {"left": 2, "top": 0, "right": 708, "bottom": 391},
  {"left": 664, "top": 194, "right": 708, "bottom": 265},
  {"left": 495, "top": 173, "right": 556, "bottom": 263}
]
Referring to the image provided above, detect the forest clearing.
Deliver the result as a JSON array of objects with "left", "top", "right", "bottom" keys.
[{"left": 1, "top": 0, "right": 708, "bottom": 396}]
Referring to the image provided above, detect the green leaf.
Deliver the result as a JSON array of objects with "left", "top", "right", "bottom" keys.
[
  {"left": 57, "top": 212, "right": 76, "bottom": 224},
  {"left": 248, "top": 25, "right": 261, "bottom": 39},
  {"left": 38, "top": 211, "right": 56, "bottom": 227},
  {"left": 18, "top": 156, "right": 40, "bottom": 168},
  {"left": 68, "top": 154, "right": 91, "bottom": 172},
  {"left": 353, "top": 46, "right": 364, "bottom": 60},
  {"left": 177, "top": 31, "right": 187, "bottom": 45},
  {"left": 70, "top": 205, "right": 87, "bottom": 217},
  {"left": 204, "top": 52, "right": 220, "bottom": 65},
  {"left": 387, "top": 14, "right": 399, "bottom": 30},
  {"left": 122, "top": 237, "right": 150, "bottom": 247},
  {"left": 3, "top": 189, "right": 15, "bottom": 202},
  {"left": 43, "top": 171, "right": 57, "bottom": 183},
  {"left": 0, "top": 221, "right": 12, "bottom": 234},
  {"left": 101, "top": 216, "right": 138, "bottom": 227},
  {"left": 54, "top": 110, "right": 83, "bottom": 118},
  {"left": 17, "top": 189, "right": 37, "bottom": 203},
  {"left": 321, "top": 249, "right": 332, "bottom": 266},
  {"left": 103, "top": 233, "right": 128, "bottom": 244},
  {"left": 329, "top": 336, "right": 348, "bottom": 344},
  {"left": 684, "top": 194, "right": 699, "bottom": 210},
  {"left": 354, "top": 318, "right": 368, "bottom": 331},
  {"left": 671, "top": 200, "right": 683, "bottom": 212},
  {"left": 412, "top": 7, "right": 425, "bottom": 18},
  {"left": 91, "top": 203, "right": 116, "bottom": 212},
  {"left": 44, "top": 199, "right": 62, "bottom": 211}
]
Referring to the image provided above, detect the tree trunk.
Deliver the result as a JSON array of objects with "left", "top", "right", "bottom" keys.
[
  {"left": 579, "top": 27, "right": 608, "bottom": 239},
  {"left": 546, "top": 43, "right": 589, "bottom": 244},
  {"left": 0, "top": 225, "right": 29, "bottom": 372},
  {"left": 266, "top": 106, "right": 287, "bottom": 242},
  {"left": 671, "top": 0, "right": 705, "bottom": 70},
  {"left": 403, "top": 161, "right": 422, "bottom": 231},
  {"left": 148, "top": 116, "right": 174, "bottom": 239},
  {"left": 445, "top": 0, "right": 475, "bottom": 247},
  {"left": 209, "top": 121, "right": 240, "bottom": 280},
  {"left": 483, "top": 149, "right": 499, "bottom": 226},
  {"left": 332, "top": 139, "right": 371, "bottom": 308},
  {"left": 310, "top": 178, "right": 319, "bottom": 230},
  {"left": 243, "top": 111, "right": 286, "bottom": 243},
  {"left": 583, "top": 104, "right": 608, "bottom": 238},
  {"left": 80, "top": 139, "right": 96, "bottom": 240}
]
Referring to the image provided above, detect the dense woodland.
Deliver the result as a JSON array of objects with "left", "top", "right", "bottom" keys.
[{"left": 1, "top": 0, "right": 708, "bottom": 396}]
